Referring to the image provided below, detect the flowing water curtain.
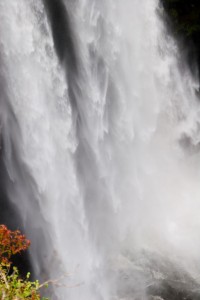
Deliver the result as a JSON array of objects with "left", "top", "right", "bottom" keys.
[
  {"left": 63, "top": 0, "right": 200, "bottom": 298},
  {"left": 1, "top": 0, "right": 200, "bottom": 299},
  {"left": 0, "top": 0, "right": 78, "bottom": 287}
]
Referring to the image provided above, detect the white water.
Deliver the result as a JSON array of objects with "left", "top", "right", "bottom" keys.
[{"left": 0, "top": 0, "right": 200, "bottom": 299}]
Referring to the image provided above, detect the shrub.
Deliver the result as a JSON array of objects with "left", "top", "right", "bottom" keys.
[{"left": 0, "top": 225, "right": 48, "bottom": 300}]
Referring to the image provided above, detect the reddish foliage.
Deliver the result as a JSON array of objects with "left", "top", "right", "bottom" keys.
[{"left": 0, "top": 224, "right": 30, "bottom": 264}]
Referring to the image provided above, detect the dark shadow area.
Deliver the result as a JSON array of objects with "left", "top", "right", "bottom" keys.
[
  {"left": 43, "top": 0, "right": 77, "bottom": 69},
  {"left": 161, "top": 0, "right": 200, "bottom": 75}
]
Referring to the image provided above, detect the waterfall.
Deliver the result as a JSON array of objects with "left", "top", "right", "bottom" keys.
[{"left": 0, "top": 0, "right": 200, "bottom": 299}]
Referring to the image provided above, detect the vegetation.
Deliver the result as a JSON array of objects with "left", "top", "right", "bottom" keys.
[{"left": 0, "top": 225, "right": 48, "bottom": 300}]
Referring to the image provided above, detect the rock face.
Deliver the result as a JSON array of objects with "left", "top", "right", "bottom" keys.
[
  {"left": 161, "top": 0, "right": 200, "bottom": 73},
  {"left": 0, "top": 141, "right": 33, "bottom": 278},
  {"left": 113, "top": 251, "right": 200, "bottom": 300}
]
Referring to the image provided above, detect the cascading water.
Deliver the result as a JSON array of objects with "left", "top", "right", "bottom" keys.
[{"left": 0, "top": 0, "right": 200, "bottom": 299}]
